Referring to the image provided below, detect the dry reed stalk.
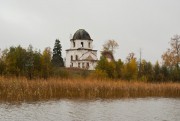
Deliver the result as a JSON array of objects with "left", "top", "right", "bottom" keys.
[{"left": 0, "top": 77, "right": 180, "bottom": 102}]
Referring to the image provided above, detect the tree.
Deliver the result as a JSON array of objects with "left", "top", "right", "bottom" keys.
[
  {"left": 4, "top": 46, "right": 27, "bottom": 76},
  {"left": 160, "top": 64, "right": 169, "bottom": 81},
  {"left": 170, "top": 67, "right": 180, "bottom": 81},
  {"left": 25, "top": 45, "right": 34, "bottom": 80},
  {"left": 51, "top": 39, "right": 64, "bottom": 67},
  {"left": 33, "top": 50, "right": 42, "bottom": 78},
  {"left": 0, "top": 49, "right": 5, "bottom": 75},
  {"left": 41, "top": 47, "right": 52, "bottom": 79},
  {"left": 25, "top": 45, "right": 42, "bottom": 79},
  {"left": 162, "top": 34, "right": 180, "bottom": 68},
  {"left": 153, "top": 61, "right": 161, "bottom": 81},
  {"left": 126, "top": 52, "right": 136, "bottom": 63},
  {"left": 0, "top": 56, "right": 5, "bottom": 75},
  {"left": 122, "top": 53, "right": 138, "bottom": 80},
  {"left": 103, "top": 40, "right": 119, "bottom": 54},
  {"left": 95, "top": 56, "right": 109, "bottom": 78},
  {"left": 95, "top": 56, "right": 118, "bottom": 79},
  {"left": 162, "top": 35, "right": 180, "bottom": 82},
  {"left": 115, "top": 59, "right": 124, "bottom": 78},
  {"left": 122, "top": 58, "right": 138, "bottom": 80},
  {"left": 140, "top": 60, "right": 153, "bottom": 81}
]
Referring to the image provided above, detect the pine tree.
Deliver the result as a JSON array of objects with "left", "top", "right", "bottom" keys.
[
  {"left": 153, "top": 61, "right": 161, "bottom": 81},
  {"left": 51, "top": 39, "right": 64, "bottom": 67}
]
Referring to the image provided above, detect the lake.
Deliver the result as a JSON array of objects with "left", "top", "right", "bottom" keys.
[{"left": 0, "top": 98, "right": 179, "bottom": 121}]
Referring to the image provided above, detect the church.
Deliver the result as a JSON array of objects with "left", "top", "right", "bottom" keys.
[{"left": 65, "top": 29, "right": 98, "bottom": 70}]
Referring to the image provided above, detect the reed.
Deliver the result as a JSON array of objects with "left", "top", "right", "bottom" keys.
[{"left": 0, "top": 76, "right": 180, "bottom": 102}]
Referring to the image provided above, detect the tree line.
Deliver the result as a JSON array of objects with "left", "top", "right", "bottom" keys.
[
  {"left": 94, "top": 35, "right": 180, "bottom": 82},
  {"left": 0, "top": 39, "right": 64, "bottom": 79},
  {"left": 0, "top": 35, "right": 180, "bottom": 82}
]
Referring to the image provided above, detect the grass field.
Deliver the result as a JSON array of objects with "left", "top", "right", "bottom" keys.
[{"left": 0, "top": 76, "right": 180, "bottom": 102}]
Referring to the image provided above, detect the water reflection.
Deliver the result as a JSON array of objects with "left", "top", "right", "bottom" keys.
[{"left": 0, "top": 98, "right": 180, "bottom": 121}]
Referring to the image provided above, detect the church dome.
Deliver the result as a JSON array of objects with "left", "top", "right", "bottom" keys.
[{"left": 72, "top": 29, "right": 91, "bottom": 40}]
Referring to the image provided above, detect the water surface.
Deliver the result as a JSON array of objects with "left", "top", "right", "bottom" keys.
[{"left": 0, "top": 98, "right": 179, "bottom": 121}]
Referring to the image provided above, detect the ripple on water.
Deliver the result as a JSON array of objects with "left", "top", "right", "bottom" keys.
[{"left": 0, "top": 98, "right": 180, "bottom": 121}]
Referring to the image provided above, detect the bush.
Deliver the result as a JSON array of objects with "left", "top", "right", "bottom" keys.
[
  {"left": 89, "top": 69, "right": 108, "bottom": 80},
  {"left": 51, "top": 67, "right": 70, "bottom": 79}
]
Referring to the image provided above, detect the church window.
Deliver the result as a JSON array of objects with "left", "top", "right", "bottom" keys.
[
  {"left": 71, "top": 55, "right": 73, "bottom": 61},
  {"left": 81, "top": 42, "right": 84, "bottom": 47},
  {"left": 76, "top": 55, "right": 78, "bottom": 60},
  {"left": 89, "top": 42, "right": 90, "bottom": 48},
  {"left": 73, "top": 41, "right": 75, "bottom": 47}
]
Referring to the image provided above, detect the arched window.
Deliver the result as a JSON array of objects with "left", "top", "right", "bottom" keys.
[
  {"left": 81, "top": 42, "right": 84, "bottom": 47},
  {"left": 76, "top": 55, "right": 78, "bottom": 60},
  {"left": 73, "top": 41, "right": 75, "bottom": 47},
  {"left": 71, "top": 55, "right": 73, "bottom": 61},
  {"left": 89, "top": 42, "right": 90, "bottom": 48}
]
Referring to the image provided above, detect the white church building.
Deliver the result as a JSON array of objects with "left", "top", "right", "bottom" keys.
[{"left": 65, "top": 29, "right": 98, "bottom": 70}]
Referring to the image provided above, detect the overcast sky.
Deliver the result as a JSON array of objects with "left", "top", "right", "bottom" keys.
[{"left": 0, "top": 0, "right": 180, "bottom": 63}]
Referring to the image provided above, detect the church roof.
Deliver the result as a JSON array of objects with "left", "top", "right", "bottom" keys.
[{"left": 72, "top": 29, "right": 92, "bottom": 40}]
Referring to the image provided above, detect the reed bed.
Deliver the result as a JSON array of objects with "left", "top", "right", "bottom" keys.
[{"left": 0, "top": 76, "right": 180, "bottom": 102}]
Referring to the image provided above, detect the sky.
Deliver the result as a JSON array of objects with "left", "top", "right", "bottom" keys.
[{"left": 0, "top": 0, "right": 180, "bottom": 63}]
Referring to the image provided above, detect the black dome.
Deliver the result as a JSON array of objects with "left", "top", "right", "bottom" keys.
[{"left": 72, "top": 29, "right": 91, "bottom": 40}]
